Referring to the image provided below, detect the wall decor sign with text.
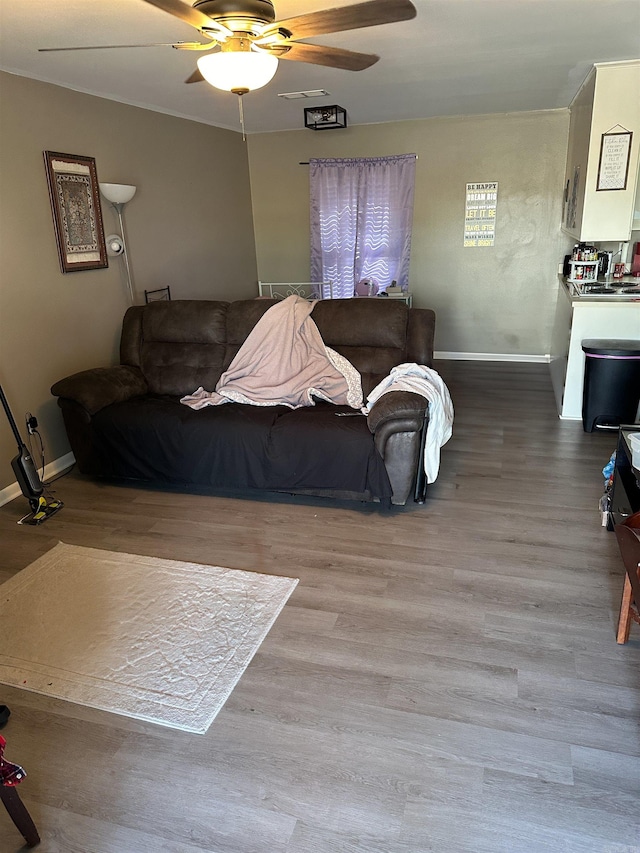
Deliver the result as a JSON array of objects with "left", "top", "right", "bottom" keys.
[
  {"left": 596, "top": 129, "right": 633, "bottom": 191},
  {"left": 464, "top": 182, "right": 498, "bottom": 247},
  {"left": 44, "top": 151, "right": 108, "bottom": 273}
]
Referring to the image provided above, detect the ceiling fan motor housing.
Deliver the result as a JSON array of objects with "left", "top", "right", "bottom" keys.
[{"left": 193, "top": 0, "right": 276, "bottom": 26}]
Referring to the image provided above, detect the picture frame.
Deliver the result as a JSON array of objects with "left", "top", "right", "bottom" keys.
[
  {"left": 596, "top": 130, "right": 633, "bottom": 192},
  {"left": 43, "top": 150, "right": 108, "bottom": 273}
]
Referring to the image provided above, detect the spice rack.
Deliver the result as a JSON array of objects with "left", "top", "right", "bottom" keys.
[{"left": 568, "top": 260, "right": 599, "bottom": 283}]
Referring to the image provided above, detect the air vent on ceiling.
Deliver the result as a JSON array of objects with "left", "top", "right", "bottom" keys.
[{"left": 277, "top": 90, "right": 331, "bottom": 100}]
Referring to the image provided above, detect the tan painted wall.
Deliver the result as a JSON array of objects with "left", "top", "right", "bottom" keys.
[
  {"left": 0, "top": 72, "right": 256, "bottom": 490},
  {"left": 247, "top": 109, "right": 571, "bottom": 356}
]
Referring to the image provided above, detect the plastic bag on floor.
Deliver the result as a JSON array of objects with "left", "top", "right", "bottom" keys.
[{"left": 600, "top": 451, "right": 616, "bottom": 526}]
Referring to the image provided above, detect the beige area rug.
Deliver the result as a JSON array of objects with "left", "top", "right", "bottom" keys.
[{"left": 0, "top": 542, "right": 298, "bottom": 734}]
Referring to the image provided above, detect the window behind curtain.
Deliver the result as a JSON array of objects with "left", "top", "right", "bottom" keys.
[{"left": 309, "top": 154, "right": 416, "bottom": 299}]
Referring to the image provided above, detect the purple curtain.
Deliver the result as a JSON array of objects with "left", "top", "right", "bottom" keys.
[{"left": 309, "top": 154, "right": 416, "bottom": 299}]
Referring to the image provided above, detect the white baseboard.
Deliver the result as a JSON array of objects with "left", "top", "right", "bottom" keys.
[
  {"left": 0, "top": 451, "right": 75, "bottom": 508},
  {"left": 435, "top": 351, "right": 551, "bottom": 363}
]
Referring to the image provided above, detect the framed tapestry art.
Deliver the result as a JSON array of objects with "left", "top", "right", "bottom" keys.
[{"left": 44, "top": 151, "right": 108, "bottom": 273}]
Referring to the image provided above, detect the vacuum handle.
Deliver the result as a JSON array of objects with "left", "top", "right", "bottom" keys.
[{"left": 0, "top": 383, "right": 26, "bottom": 451}]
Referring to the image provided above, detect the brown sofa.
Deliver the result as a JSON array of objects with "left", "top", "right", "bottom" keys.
[{"left": 51, "top": 297, "right": 436, "bottom": 505}]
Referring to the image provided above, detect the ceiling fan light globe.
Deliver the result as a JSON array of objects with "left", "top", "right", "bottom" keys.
[{"left": 197, "top": 50, "right": 278, "bottom": 92}]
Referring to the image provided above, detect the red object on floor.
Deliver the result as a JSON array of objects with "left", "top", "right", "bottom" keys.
[{"left": 0, "top": 734, "right": 40, "bottom": 847}]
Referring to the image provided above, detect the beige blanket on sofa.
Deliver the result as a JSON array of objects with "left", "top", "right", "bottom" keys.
[{"left": 180, "top": 295, "right": 363, "bottom": 410}]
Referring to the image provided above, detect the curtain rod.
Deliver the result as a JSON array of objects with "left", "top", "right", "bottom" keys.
[{"left": 299, "top": 155, "right": 418, "bottom": 165}]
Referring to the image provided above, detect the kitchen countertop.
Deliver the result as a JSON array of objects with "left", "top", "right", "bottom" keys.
[
  {"left": 551, "top": 279, "right": 640, "bottom": 421},
  {"left": 560, "top": 275, "right": 640, "bottom": 302}
]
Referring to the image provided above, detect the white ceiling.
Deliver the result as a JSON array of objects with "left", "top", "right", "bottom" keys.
[{"left": 1, "top": 0, "right": 639, "bottom": 134}]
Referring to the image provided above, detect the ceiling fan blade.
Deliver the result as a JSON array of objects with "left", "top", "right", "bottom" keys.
[
  {"left": 141, "top": 0, "right": 232, "bottom": 38},
  {"left": 185, "top": 68, "right": 205, "bottom": 83},
  {"left": 276, "top": 42, "right": 378, "bottom": 71},
  {"left": 262, "top": 0, "right": 416, "bottom": 41},
  {"left": 38, "top": 42, "right": 206, "bottom": 52}
]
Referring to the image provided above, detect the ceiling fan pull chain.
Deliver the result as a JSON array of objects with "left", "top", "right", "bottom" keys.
[{"left": 238, "top": 94, "right": 246, "bottom": 142}]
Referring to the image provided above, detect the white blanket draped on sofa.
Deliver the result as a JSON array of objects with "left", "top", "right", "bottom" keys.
[
  {"left": 180, "top": 295, "right": 363, "bottom": 411},
  {"left": 365, "top": 364, "right": 454, "bottom": 484}
]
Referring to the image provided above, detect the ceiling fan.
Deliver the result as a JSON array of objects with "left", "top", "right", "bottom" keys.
[{"left": 39, "top": 0, "right": 417, "bottom": 94}]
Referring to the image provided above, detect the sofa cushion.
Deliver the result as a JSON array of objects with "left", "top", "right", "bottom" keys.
[
  {"left": 311, "top": 299, "right": 408, "bottom": 394},
  {"left": 223, "top": 298, "right": 278, "bottom": 369},
  {"left": 311, "top": 298, "right": 408, "bottom": 349},
  {"left": 140, "top": 301, "right": 229, "bottom": 396},
  {"left": 90, "top": 396, "right": 392, "bottom": 498},
  {"left": 50, "top": 365, "right": 148, "bottom": 416}
]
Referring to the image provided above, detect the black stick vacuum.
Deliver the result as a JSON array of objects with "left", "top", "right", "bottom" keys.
[{"left": 0, "top": 383, "right": 63, "bottom": 524}]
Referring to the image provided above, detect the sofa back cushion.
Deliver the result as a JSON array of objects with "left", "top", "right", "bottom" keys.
[
  {"left": 311, "top": 298, "right": 409, "bottom": 396},
  {"left": 223, "top": 299, "right": 279, "bottom": 369},
  {"left": 131, "top": 301, "right": 229, "bottom": 396},
  {"left": 121, "top": 297, "right": 433, "bottom": 398}
]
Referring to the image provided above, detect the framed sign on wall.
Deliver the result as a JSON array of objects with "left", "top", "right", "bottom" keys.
[
  {"left": 596, "top": 128, "right": 633, "bottom": 192},
  {"left": 43, "top": 151, "right": 108, "bottom": 273},
  {"left": 464, "top": 182, "right": 498, "bottom": 247}
]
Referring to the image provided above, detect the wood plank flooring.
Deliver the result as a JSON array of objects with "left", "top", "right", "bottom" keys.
[{"left": 0, "top": 360, "right": 638, "bottom": 853}]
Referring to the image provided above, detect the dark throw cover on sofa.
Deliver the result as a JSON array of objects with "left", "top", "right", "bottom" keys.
[
  {"left": 51, "top": 298, "right": 436, "bottom": 505},
  {"left": 90, "top": 398, "right": 393, "bottom": 498}
]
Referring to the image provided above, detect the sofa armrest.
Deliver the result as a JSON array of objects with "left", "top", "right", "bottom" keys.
[
  {"left": 366, "top": 390, "right": 427, "bottom": 433},
  {"left": 367, "top": 391, "right": 428, "bottom": 506},
  {"left": 51, "top": 365, "right": 148, "bottom": 416}
]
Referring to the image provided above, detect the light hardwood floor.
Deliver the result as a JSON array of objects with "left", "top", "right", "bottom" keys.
[{"left": 1, "top": 361, "right": 638, "bottom": 853}]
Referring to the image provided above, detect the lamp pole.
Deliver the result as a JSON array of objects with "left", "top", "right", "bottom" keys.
[
  {"left": 99, "top": 183, "right": 137, "bottom": 305},
  {"left": 111, "top": 202, "right": 136, "bottom": 305}
]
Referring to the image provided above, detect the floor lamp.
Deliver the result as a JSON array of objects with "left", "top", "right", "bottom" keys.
[{"left": 99, "top": 182, "right": 137, "bottom": 305}]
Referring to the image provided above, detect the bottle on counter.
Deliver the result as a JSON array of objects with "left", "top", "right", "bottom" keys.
[{"left": 573, "top": 243, "right": 598, "bottom": 262}]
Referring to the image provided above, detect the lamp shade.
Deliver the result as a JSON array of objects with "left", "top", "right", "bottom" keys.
[
  {"left": 100, "top": 183, "right": 137, "bottom": 205},
  {"left": 197, "top": 51, "right": 278, "bottom": 93}
]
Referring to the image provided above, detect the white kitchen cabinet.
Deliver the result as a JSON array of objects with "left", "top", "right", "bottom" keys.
[{"left": 562, "top": 61, "right": 640, "bottom": 243}]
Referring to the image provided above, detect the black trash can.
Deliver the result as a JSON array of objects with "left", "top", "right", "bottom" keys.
[{"left": 581, "top": 339, "right": 640, "bottom": 432}]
